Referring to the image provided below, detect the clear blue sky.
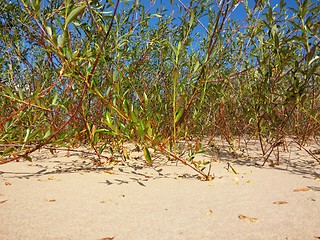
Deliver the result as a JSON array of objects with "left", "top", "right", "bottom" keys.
[{"left": 116, "top": 0, "right": 318, "bottom": 38}]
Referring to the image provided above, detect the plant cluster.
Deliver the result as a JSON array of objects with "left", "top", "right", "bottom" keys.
[{"left": 0, "top": 0, "right": 319, "bottom": 179}]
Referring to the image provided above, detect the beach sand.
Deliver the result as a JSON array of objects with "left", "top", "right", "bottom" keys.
[{"left": 1, "top": 139, "right": 319, "bottom": 240}]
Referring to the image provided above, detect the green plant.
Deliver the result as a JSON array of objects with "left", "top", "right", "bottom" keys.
[{"left": 0, "top": 0, "right": 319, "bottom": 178}]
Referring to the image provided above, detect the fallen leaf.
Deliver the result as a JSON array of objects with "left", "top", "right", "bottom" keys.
[
  {"left": 97, "top": 237, "right": 114, "bottom": 240},
  {"left": 273, "top": 201, "right": 288, "bottom": 205},
  {"left": 0, "top": 199, "right": 8, "bottom": 204},
  {"left": 246, "top": 179, "right": 252, "bottom": 184},
  {"left": 143, "top": 147, "right": 153, "bottom": 166},
  {"left": 315, "top": 177, "right": 320, "bottom": 181},
  {"left": 206, "top": 209, "right": 214, "bottom": 215},
  {"left": 238, "top": 214, "right": 258, "bottom": 222},
  {"left": 227, "top": 163, "right": 238, "bottom": 174},
  {"left": 5, "top": 182, "right": 12, "bottom": 186},
  {"left": 48, "top": 176, "right": 56, "bottom": 180},
  {"left": 45, "top": 199, "right": 56, "bottom": 202},
  {"left": 293, "top": 187, "right": 311, "bottom": 192},
  {"left": 104, "top": 170, "right": 115, "bottom": 174}
]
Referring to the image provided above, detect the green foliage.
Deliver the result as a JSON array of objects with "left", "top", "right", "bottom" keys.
[{"left": 0, "top": 0, "right": 319, "bottom": 178}]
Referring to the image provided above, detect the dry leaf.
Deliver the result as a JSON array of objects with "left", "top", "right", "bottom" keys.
[
  {"left": 273, "top": 201, "right": 288, "bottom": 205},
  {"left": 293, "top": 187, "right": 311, "bottom": 192},
  {"left": 0, "top": 199, "right": 8, "bottom": 204},
  {"left": 238, "top": 214, "right": 258, "bottom": 222},
  {"left": 206, "top": 209, "right": 214, "bottom": 215},
  {"left": 5, "top": 182, "right": 12, "bottom": 186},
  {"left": 104, "top": 170, "right": 115, "bottom": 175},
  {"left": 45, "top": 199, "right": 56, "bottom": 202},
  {"left": 123, "top": 147, "right": 130, "bottom": 160},
  {"left": 227, "top": 163, "right": 238, "bottom": 174},
  {"left": 246, "top": 180, "right": 252, "bottom": 184},
  {"left": 48, "top": 176, "right": 56, "bottom": 180},
  {"left": 97, "top": 237, "right": 114, "bottom": 240},
  {"left": 315, "top": 177, "right": 320, "bottom": 181}
]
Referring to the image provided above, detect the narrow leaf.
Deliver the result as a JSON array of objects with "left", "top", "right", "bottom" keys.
[
  {"left": 52, "top": 93, "right": 58, "bottom": 105},
  {"left": 273, "top": 201, "right": 288, "bottom": 205},
  {"left": 293, "top": 187, "right": 311, "bottom": 192},
  {"left": 174, "top": 108, "right": 183, "bottom": 123},
  {"left": 172, "top": 68, "right": 178, "bottom": 86},
  {"left": 57, "top": 34, "right": 65, "bottom": 48},
  {"left": 23, "top": 128, "right": 31, "bottom": 143},
  {"left": 238, "top": 214, "right": 258, "bottom": 222},
  {"left": 65, "top": 5, "right": 86, "bottom": 29},
  {"left": 43, "top": 129, "right": 52, "bottom": 139},
  {"left": 45, "top": 26, "right": 52, "bottom": 37},
  {"left": 143, "top": 147, "right": 153, "bottom": 165}
]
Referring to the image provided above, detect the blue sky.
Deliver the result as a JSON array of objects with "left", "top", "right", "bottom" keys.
[
  {"left": 118, "top": 0, "right": 317, "bottom": 25},
  {"left": 115, "top": 0, "right": 317, "bottom": 39}
]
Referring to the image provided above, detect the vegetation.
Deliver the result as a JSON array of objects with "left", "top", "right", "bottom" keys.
[{"left": 0, "top": 0, "right": 319, "bottom": 179}]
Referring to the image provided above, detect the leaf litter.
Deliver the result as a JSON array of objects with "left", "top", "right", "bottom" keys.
[
  {"left": 273, "top": 201, "right": 288, "bottom": 205},
  {"left": 238, "top": 214, "right": 258, "bottom": 222},
  {"left": 293, "top": 187, "right": 312, "bottom": 192}
]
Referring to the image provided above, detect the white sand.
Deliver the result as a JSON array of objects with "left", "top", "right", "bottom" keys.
[{"left": 1, "top": 139, "right": 319, "bottom": 240}]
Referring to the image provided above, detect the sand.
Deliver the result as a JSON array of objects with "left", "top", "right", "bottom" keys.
[{"left": 1, "top": 139, "right": 320, "bottom": 240}]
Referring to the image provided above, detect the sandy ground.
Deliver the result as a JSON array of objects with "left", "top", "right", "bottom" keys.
[{"left": 1, "top": 139, "right": 320, "bottom": 240}]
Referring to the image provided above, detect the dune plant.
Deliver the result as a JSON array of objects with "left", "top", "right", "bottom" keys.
[{"left": 0, "top": 0, "right": 319, "bottom": 178}]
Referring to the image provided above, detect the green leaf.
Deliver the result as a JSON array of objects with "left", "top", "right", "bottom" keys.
[
  {"left": 52, "top": 93, "right": 58, "bottom": 105},
  {"left": 273, "top": 31, "right": 279, "bottom": 49},
  {"left": 95, "top": 128, "right": 111, "bottom": 134},
  {"left": 175, "top": 108, "right": 184, "bottom": 123},
  {"left": 306, "top": 45, "right": 317, "bottom": 65},
  {"left": 2, "top": 147, "right": 15, "bottom": 155},
  {"left": 189, "top": 9, "right": 195, "bottom": 28},
  {"left": 193, "top": 61, "right": 200, "bottom": 74},
  {"left": 172, "top": 68, "right": 178, "bottom": 86},
  {"left": 28, "top": 129, "right": 41, "bottom": 141},
  {"left": 147, "top": 124, "right": 153, "bottom": 137},
  {"left": 57, "top": 34, "right": 65, "bottom": 48},
  {"left": 21, "top": 155, "right": 32, "bottom": 162},
  {"left": 65, "top": 5, "right": 86, "bottom": 29},
  {"left": 45, "top": 26, "right": 52, "bottom": 37},
  {"left": 23, "top": 128, "right": 31, "bottom": 143},
  {"left": 266, "top": 6, "right": 273, "bottom": 22},
  {"left": 5, "top": 87, "right": 14, "bottom": 97},
  {"left": 143, "top": 147, "right": 153, "bottom": 165},
  {"left": 43, "top": 129, "right": 52, "bottom": 139},
  {"left": 143, "top": 92, "right": 148, "bottom": 104}
]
